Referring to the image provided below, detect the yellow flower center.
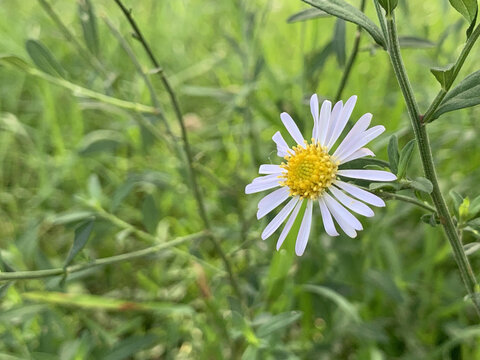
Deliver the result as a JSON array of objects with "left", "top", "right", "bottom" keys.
[{"left": 280, "top": 141, "right": 338, "bottom": 200}]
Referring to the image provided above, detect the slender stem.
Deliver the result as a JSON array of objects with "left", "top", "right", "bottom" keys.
[
  {"left": 113, "top": 0, "right": 243, "bottom": 302},
  {"left": 386, "top": 14, "right": 480, "bottom": 315},
  {"left": 377, "top": 191, "right": 436, "bottom": 212},
  {"left": 0, "top": 232, "right": 206, "bottom": 281},
  {"left": 334, "top": 0, "right": 366, "bottom": 101},
  {"left": 423, "top": 24, "right": 480, "bottom": 123}
]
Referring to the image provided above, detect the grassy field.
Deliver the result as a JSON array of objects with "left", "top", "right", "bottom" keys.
[{"left": 1, "top": 0, "right": 480, "bottom": 358}]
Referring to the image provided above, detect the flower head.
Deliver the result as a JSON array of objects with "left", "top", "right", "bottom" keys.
[{"left": 245, "top": 94, "right": 396, "bottom": 256}]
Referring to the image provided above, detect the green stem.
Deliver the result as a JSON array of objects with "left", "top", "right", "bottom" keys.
[
  {"left": 0, "top": 232, "right": 206, "bottom": 281},
  {"left": 386, "top": 14, "right": 480, "bottom": 315},
  {"left": 334, "top": 0, "right": 366, "bottom": 101},
  {"left": 377, "top": 191, "right": 436, "bottom": 212},
  {"left": 113, "top": 0, "right": 243, "bottom": 303},
  {"left": 423, "top": 24, "right": 480, "bottom": 123}
]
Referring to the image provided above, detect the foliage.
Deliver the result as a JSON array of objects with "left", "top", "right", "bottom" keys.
[{"left": 1, "top": 0, "right": 480, "bottom": 358}]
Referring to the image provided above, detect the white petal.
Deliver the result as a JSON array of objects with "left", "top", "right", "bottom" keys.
[
  {"left": 257, "top": 187, "right": 290, "bottom": 219},
  {"left": 252, "top": 174, "right": 280, "bottom": 184},
  {"left": 323, "top": 100, "right": 343, "bottom": 147},
  {"left": 259, "top": 164, "right": 282, "bottom": 174},
  {"left": 317, "top": 100, "right": 332, "bottom": 144},
  {"left": 335, "top": 125, "right": 385, "bottom": 162},
  {"left": 329, "top": 186, "right": 374, "bottom": 217},
  {"left": 324, "top": 192, "right": 362, "bottom": 230},
  {"left": 245, "top": 178, "right": 281, "bottom": 194},
  {"left": 323, "top": 193, "right": 359, "bottom": 237},
  {"left": 334, "top": 180, "right": 385, "bottom": 207},
  {"left": 339, "top": 148, "right": 375, "bottom": 164},
  {"left": 276, "top": 198, "right": 304, "bottom": 250},
  {"left": 310, "top": 94, "right": 319, "bottom": 140},
  {"left": 332, "top": 113, "right": 372, "bottom": 159},
  {"left": 272, "top": 131, "right": 290, "bottom": 157},
  {"left": 318, "top": 197, "right": 339, "bottom": 236},
  {"left": 280, "top": 112, "right": 305, "bottom": 146},
  {"left": 262, "top": 197, "right": 299, "bottom": 240},
  {"left": 338, "top": 169, "right": 397, "bottom": 181},
  {"left": 326, "top": 95, "right": 357, "bottom": 150},
  {"left": 295, "top": 200, "right": 313, "bottom": 256}
]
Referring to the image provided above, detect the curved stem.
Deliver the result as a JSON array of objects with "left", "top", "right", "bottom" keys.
[
  {"left": 0, "top": 232, "right": 206, "bottom": 281},
  {"left": 386, "top": 14, "right": 480, "bottom": 315},
  {"left": 423, "top": 24, "right": 480, "bottom": 123},
  {"left": 113, "top": 0, "right": 243, "bottom": 302},
  {"left": 334, "top": 0, "right": 366, "bottom": 101},
  {"left": 377, "top": 191, "right": 436, "bottom": 212}
]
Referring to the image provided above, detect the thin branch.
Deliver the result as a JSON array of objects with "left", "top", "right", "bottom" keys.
[
  {"left": 112, "top": 0, "right": 243, "bottom": 303},
  {"left": 377, "top": 191, "right": 436, "bottom": 212},
  {"left": 0, "top": 232, "right": 206, "bottom": 282}
]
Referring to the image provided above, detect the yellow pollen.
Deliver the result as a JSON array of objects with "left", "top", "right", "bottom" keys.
[{"left": 280, "top": 139, "right": 339, "bottom": 200}]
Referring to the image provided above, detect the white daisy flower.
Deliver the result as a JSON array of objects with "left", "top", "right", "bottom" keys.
[{"left": 245, "top": 94, "right": 396, "bottom": 256}]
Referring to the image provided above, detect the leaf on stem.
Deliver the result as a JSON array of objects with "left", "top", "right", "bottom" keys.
[
  {"left": 430, "top": 64, "right": 455, "bottom": 90},
  {"left": 448, "top": 0, "right": 478, "bottom": 36},
  {"left": 377, "top": 0, "right": 399, "bottom": 16},
  {"left": 64, "top": 218, "right": 95, "bottom": 268},
  {"left": 410, "top": 177, "right": 433, "bottom": 194},
  {"left": 397, "top": 139, "right": 415, "bottom": 179},
  {"left": 26, "top": 39, "right": 66, "bottom": 78},
  {"left": 432, "top": 70, "right": 480, "bottom": 119},
  {"left": 287, "top": 8, "right": 330, "bottom": 23},
  {"left": 302, "top": 0, "right": 386, "bottom": 48},
  {"left": 387, "top": 135, "right": 399, "bottom": 174},
  {"left": 398, "top": 36, "right": 435, "bottom": 49},
  {"left": 78, "top": 0, "right": 100, "bottom": 56}
]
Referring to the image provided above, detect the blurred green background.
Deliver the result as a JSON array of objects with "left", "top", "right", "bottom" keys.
[{"left": 1, "top": 0, "right": 480, "bottom": 358}]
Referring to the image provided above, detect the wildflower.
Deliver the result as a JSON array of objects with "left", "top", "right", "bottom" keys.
[{"left": 245, "top": 94, "right": 396, "bottom": 255}]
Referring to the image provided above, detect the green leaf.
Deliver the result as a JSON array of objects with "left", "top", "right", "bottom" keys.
[
  {"left": 398, "top": 36, "right": 436, "bottom": 49},
  {"left": 78, "top": 130, "right": 126, "bottom": 156},
  {"left": 104, "top": 335, "right": 157, "bottom": 360},
  {"left": 410, "top": 177, "right": 433, "bottom": 193},
  {"left": 302, "top": 0, "right": 386, "bottom": 48},
  {"left": 287, "top": 8, "right": 330, "bottom": 23},
  {"left": 421, "top": 213, "right": 439, "bottom": 227},
  {"left": 433, "top": 70, "right": 480, "bottom": 119},
  {"left": 469, "top": 195, "right": 480, "bottom": 217},
  {"left": 142, "top": 195, "right": 159, "bottom": 234},
  {"left": 0, "top": 282, "right": 13, "bottom": 299},
  {"left": 387, "top": 135, "right": 399, "bottom": 174},
  {"left": 377, "top": 0, "right": 398, "bottom": 15},
  {"left": 78, "top": 0, "right": 100, "bottom": 56},
  {"left": 64, "top": 218, "right": 94, "bottom": 268},
  {"left": 450, "top": 190, "right": 463, "bottom": 217},
  {"left": 397, "top": 139, "right": 415, "bottom": 179},
  {"left": 430, "top": 64, "right": 455, "bottom": 90},
  {"left": 304, "top": 284, "right": 360, "bottom": 322},
  {"left": 369, "top": 182, "right": 402, "bottom": 191},
  {"left": 464, "top": 242, "right": 480, "bottom": 256},
  {"left": 333, "top": 19, "right": 346, "bottom": 67},
  {"left": 25, "top": 39, "right": 66, "bottom": 78},
  {"left": 256, "top": 311, "right": 302, "bottom": 337},
  {"left": 448, "top": 0, "right": 477, "bottom": 24}
]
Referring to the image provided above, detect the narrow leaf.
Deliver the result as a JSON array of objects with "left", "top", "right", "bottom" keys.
[
  {"left": 433, "top": 70, "right": 480, "bottom": 119},
  {"left": 377, "top": 0, "right": 399, "bottom": 15},
  {"left": 387, "top": 135, "right": 399, "bottom": 174},
  {"left": 142, "top": 195, "right": 159, "bottom": 234},
  {"left": 430, "top": 64, "right": 455, "bottom": 90},
  {"left": 302, "top": 0, "right": 386, "bottom": 48},
  {"left": 64, "top": 218, "right": 94, "bottom": 268},
  {"left": 25, "top": 39, "right": 66, "bottom": 78},
  {"left": 397, "top": 139, "right": 415, "bottom": 179},
  {"left": 256, "top": 311, "right": 302, "bottom": 337},
  {"left": 333, "top": 19, "right": 346, "bottom": 67},
  {"left": 78, "top": 0, "right": 100, "bottom": 56},
  {"left": 448, "top": 0, "right": 477, "bottom": 24},
  {"left": 410, "top": 177, "right": 433, "bottom": 193},
  {"left": 287, "top": 8, "right": 330, "bottom": 23}
]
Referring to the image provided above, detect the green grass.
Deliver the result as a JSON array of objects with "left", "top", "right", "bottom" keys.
[{"left": 1, "top": 0, "right": 480, "bottom": 358}]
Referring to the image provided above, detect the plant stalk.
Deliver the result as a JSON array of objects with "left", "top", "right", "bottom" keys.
[
  {"left": 386, "top": 14, "right": 480, "bottom": 315},
  {"left": 113, "top": 0, "right": 243, "bottom": 302}
]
